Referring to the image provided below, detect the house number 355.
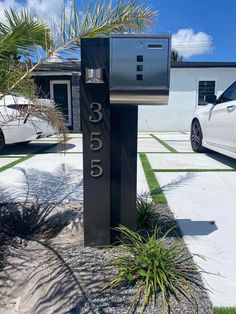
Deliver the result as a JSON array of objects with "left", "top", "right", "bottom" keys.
[{"left": 89, "top": 102, "right": 103, "bottom": 178}]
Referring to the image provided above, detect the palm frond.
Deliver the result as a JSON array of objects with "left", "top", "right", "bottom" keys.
[
  {"left": 0, "top": 8, "right": 51, "bottom": 57},
  {"left": 0, "top": 1, "right": 156, "bottom": 139},
  {"left": 52, "top": 0, "right": 157, "bottom": 53}
]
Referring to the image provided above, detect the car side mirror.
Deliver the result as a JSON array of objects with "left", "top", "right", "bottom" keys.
[{"left": 205, "top": 95, "right": 217, "bottom": 105}]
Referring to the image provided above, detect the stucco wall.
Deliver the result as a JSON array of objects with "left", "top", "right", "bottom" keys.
[{"left": 138, "top": 67, "right": 236, "bottom": 131}]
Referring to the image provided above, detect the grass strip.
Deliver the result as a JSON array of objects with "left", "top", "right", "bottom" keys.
[
  {"left": 150, "top": 134, "right": 177, "bottom": 153},
  {"left": 139, "top": 152, "right": 167, "bottom": 204},
  {"left": 0, "top": 141, "right": 64, "bottom": 173},
  {"left": 214, "top": 308, "right": 236, "bottom": 314},
  {"left": 153, "top": 168, "right": 236, "bottom": 172}
]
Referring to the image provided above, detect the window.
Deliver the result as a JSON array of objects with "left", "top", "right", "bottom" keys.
[
  {"left": 217, "top": 81, "right": 236, "bottom": 103},
  {"left": 198, "top": 81, "right": 215, "bottom": 105}
]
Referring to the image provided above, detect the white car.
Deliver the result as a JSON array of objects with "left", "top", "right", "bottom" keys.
[
  {"left": 0, "top": 95, "right": 56, "bottom": 150},
  {"left": 191, "top": 81, "right": 236, "bottom": 159}
]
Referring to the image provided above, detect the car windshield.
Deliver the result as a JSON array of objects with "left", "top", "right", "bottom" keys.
[{"left": 218, "top": 81, "right": 236, "bottom": 103}]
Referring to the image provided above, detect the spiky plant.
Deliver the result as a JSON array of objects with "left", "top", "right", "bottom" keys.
[
  {"left": 137, "top": 196, "right": 161, "bottom": 229},
  {"left": 105, "top": 225, "right": 208, "bottom": 313}
]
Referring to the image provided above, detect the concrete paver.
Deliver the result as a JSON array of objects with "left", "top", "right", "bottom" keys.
[
  {"left": 138, "top": 134, "right": 152, "bottom": 138},
  {"left": 137, "top": 155, "right": 150, "bottom": 197},
  {"left": 0, "top": 154, "right": 83, "bottom": 203},
  {"left": 0, "top": 157, "right": 19, "bottom": 167},
  {"left": 147, "top": 153, "right": 235, "bottom": 170},
  {"left": 0, "top": 150, "right": 148, "bottom": 203},
  {"left": 164, "top": 140, "right": 193, "bottom": 152},
  {"left": 138, "top": 138, "right": 169, "bottom": 152},
  {"left": 1, "top": 132, "right": 236, "bottom": 307},
  {"left": 152, "top": 133, "right": 190, "bottom": 141},
  {"left": 155, "top": 170, "right": 236, "bottom": 306}
]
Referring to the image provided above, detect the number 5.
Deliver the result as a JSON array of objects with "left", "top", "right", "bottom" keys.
[
  {"left": 90, "top": 132, "right": 103, "bottom": 151},
  {"left": 90, "top": 160, "right": 103, "bottom": 178}
]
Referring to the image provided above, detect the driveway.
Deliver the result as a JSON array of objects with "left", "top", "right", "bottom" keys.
[{"left": 0, "top": 132, "right": 236, "bottom": 307}]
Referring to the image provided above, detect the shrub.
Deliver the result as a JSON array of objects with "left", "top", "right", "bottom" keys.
[
  {"left": 136, "top": 197, "right": 175, "bottom": 235},
  {"left": 136, "top": 196, "right": 158, "bottom": 229},
  {"left": 105, "top": 225, "right": 207, "bottom": 313}
]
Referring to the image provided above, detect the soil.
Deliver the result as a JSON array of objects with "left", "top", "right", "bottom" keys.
[{"left": 0, "top": 203, "right": 213, "bottom": 314}]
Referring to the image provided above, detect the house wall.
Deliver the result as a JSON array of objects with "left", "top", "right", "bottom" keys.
[{"left": 138, "top": 67, "right": 236, "bottom": 132}]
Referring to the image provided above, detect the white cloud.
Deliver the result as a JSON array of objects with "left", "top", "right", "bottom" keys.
[
  {"left": 0, "top": 0, "right": 70, "bottom": 25},
  {"left": 172, "top": 28, "right": 213, "bottom": 58}
]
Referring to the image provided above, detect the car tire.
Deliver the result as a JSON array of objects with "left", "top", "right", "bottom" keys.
[
  {"left": 191, "top": 120, "right": 207, "bottom": 153},
  {"left": 0, "top": 130, "right": 5, "bottom": 151}
]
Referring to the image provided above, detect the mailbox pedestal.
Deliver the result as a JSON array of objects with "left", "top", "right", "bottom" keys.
[
  {"left": 110, "top": 106, "right": 138, "bottom": 242},
  {"left": 81, "top": 35, "right": 170, "bottom": 246}
]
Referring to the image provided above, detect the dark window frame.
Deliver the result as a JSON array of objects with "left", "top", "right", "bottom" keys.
[{"left": 198, "top": 80, "right": 216, "bottom": 106}]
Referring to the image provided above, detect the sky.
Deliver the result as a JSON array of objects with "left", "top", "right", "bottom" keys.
[
  {"left": 0, "top": 0, "right": 236, "bottom": 62},
  {"left": 150, "top": 0, "right": 236, "bottom": 62}
]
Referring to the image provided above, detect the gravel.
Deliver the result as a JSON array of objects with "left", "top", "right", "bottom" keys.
[{"left": 0, "top": 202, "right": 213, "bottom": 314}]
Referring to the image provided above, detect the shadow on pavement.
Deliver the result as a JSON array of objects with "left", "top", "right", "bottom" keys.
[
  {"left": 0, "top": 164, "right": 83, "bottom": 203},
  {"left": 206, "top": 151, "right": 236, "bottom": 169},
  {"left": 0, "top": 142, "right": 76, "bottom": 156},
  {"left": 177, "top": 219, "right": 218, "bottom": 236}
]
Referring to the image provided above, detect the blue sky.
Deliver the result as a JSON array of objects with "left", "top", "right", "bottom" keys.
[
  {"left": 148, "top": 0, "right": 236, "bottom": 61},
  {"left": 1, "top": 0, "right": 236, "bottom": 62}
]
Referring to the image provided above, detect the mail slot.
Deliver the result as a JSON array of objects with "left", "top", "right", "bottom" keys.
[{"left": 109, "top": 34, "right": 171, "bottom": 105}]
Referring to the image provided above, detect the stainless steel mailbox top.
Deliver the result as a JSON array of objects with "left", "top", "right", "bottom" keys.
[{"left": 109, "top": 34, "right": 171, "bottom": 105}]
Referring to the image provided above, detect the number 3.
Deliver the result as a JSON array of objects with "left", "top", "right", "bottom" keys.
[
  {"left": 90, "top": 160, "right": 103, "bottom": 178},
  {"left": 89, "top": 102, "right": 102, "bottom": 123}
]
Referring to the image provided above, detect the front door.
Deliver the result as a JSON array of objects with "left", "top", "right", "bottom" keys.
[{"left": 50, "top": 80, "right": 72, "bottom": 126}]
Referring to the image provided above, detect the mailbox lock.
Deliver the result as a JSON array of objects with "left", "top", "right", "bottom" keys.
[{"left": 86, "top": 68, "right": 104, "bottom": 84}]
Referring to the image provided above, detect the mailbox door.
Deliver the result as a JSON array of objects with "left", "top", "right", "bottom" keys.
[{"left": 110, "top": 37, "right": 170, "bottom": 91}]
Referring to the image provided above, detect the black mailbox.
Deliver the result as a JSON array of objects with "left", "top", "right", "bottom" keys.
[{"left": 81, "top": 35, "right": 171, "bottom": 246}]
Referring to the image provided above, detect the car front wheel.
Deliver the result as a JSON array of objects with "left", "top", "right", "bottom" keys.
[{"left": 191, "top": 120, "right": 206, "bottom": 153}]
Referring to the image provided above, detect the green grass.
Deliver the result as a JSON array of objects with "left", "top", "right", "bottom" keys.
[
  {"left": 214, "top": 308, "right": 236, "bottom": 314},
  {"left": 153, "top": 168, "right": 236, "bottom": 173},
  {"left": 139, "top": 153, "right": 167, "bottom": 204},
  {"left": 150, "top": 134, "right": 177, "bottom": 153}
]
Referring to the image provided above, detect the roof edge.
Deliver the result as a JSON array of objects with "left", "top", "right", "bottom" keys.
[{"left": 171, "top": 62, "right": 236, "bottom": 68}]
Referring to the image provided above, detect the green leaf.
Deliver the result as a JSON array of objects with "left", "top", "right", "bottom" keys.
[
  {"left": 126, "top": 273, "right": 133, "bottom": 282},
  {"left": 138, "top": 269, "right": 147, "bottom": 277}
]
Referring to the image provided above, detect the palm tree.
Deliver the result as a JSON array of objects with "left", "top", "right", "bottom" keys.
[
  {"left": 171, "top": 49, "right": 183, "bottom": 62},
  {"left": 0, "top": 0, "right": 156, "bottom": 135}
]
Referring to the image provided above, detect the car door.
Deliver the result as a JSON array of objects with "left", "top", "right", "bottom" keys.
[{"left": 204, "top": 81, "right": 236, "bottom": 152}]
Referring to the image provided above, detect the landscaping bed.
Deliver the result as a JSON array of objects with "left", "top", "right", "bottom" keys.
[{"left": 0, "top": 202, "right": 213, "bottom": 313}]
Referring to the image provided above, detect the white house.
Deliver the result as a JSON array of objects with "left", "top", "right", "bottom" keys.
[
  {"left": 33, "top": 62, "right": 236, "bottom": 133},
  {"left": 138, "top": 62, "right": 236, "bottom": 132}
]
